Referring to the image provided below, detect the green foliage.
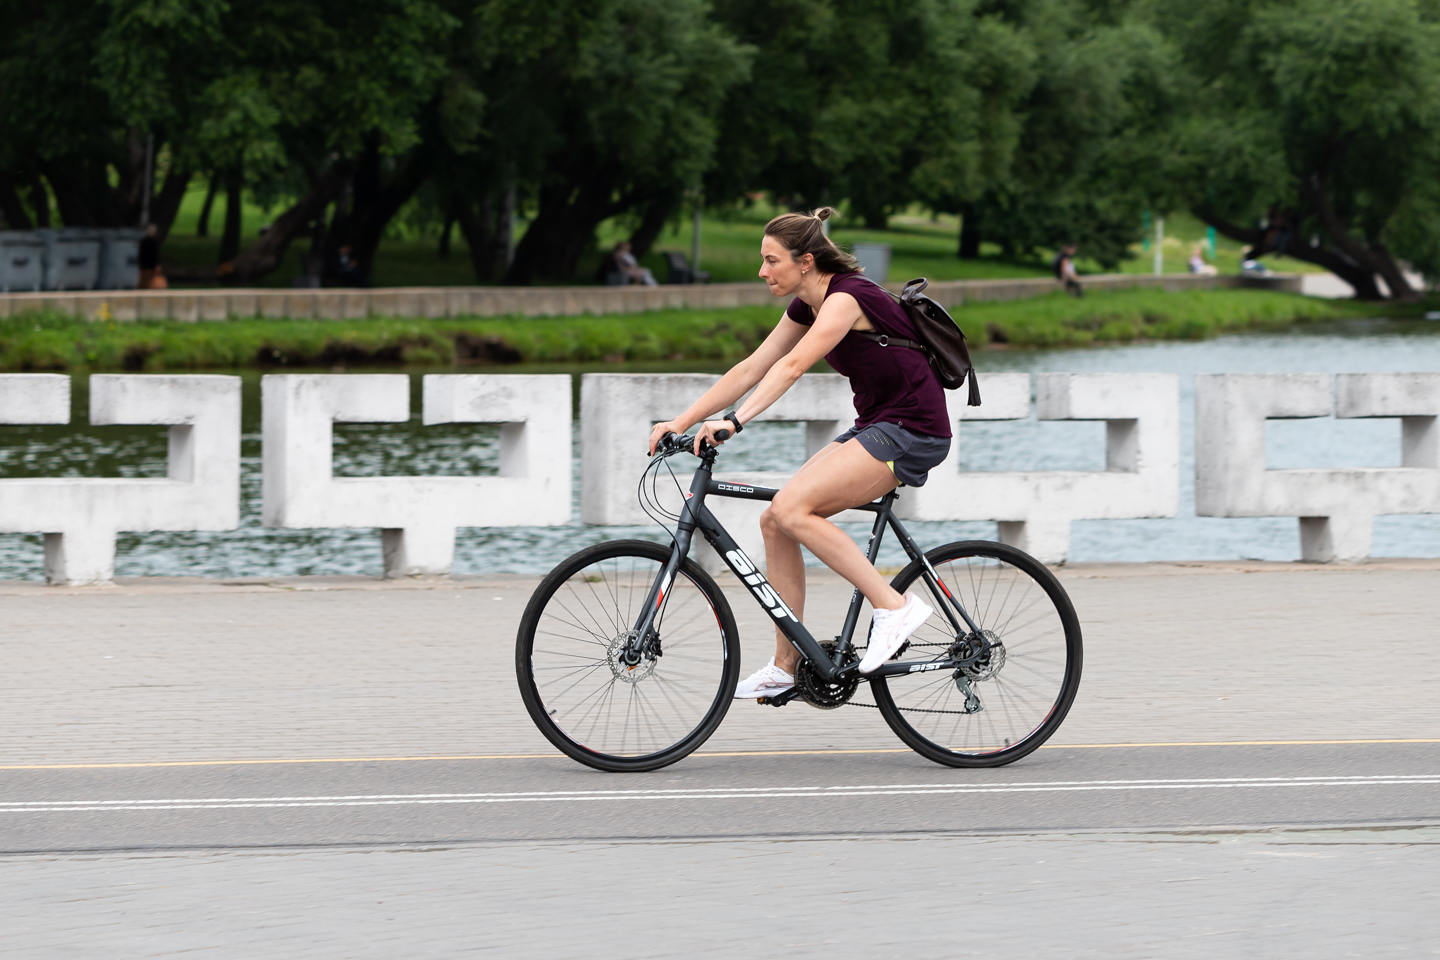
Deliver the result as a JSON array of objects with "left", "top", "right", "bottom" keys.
[
  {"left": 8, "top": 0, "right": 1440, "bottom": 296},
  {"left": 1147, "top": 0, "right": 1440, "bottom": 293}
]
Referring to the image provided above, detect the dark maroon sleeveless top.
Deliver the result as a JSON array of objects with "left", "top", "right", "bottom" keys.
[{"left": 784, "top": 273, "right": 951, "bottom": 438}]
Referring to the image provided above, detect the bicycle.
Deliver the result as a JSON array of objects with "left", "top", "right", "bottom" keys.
[{"left": 516, "top": 430, "right": 1083, "bottom": 772}]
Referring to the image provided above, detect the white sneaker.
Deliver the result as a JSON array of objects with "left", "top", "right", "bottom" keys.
[
  {"left": 859, "top": 595, "right": 933, "bottom": 673},
  {"left": 734, "top": 658, "right": 795, "bottom": 699}
]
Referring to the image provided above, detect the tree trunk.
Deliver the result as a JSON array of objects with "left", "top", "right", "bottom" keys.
[
  {"left": 1365, "top": 240, "right": 1414, "bottom": 299},
  {"left": 504, "top": 204, "right": 593, "bottom": 285},
  {"left": 117, "top": 128, "right": 149, "bottom": 224},
  {"left": 218, "top": 173, "right": 243, "bottom": 264},
  {"left": 149, "top": 166, "right": 191, "bottom": 240},
  {"left": 438, "top": 210, "right": 455, "bottom": 259},
  {"left": 628, "top": 190, "right": 681, "bottom": 257},
  {"left": 43, "top": 161, "right": 108, "bottom": 225},
  {"left": 450, "top": 185, "right": 509, "bottom": 284},
  {"left": 1195, "top": 204, "right": 1392, "bottom": 300},
  {"left": 505, "top": 179, "right": 623, "bottom": 285},
  {"left": 27, "top": 175, "right": 50, "bottom": 227},
  {"left": 347, "top": 151, "right": 428, "bottom": 283},
  {"left": 227, "top": 167, "right": 348, "bottom": 284},
  {"left": 957, "top": 203, "right": 981, "bottom": 259},
  {"left": 0, "top": 173, "right": 32, "bottom": 229},
  {"left": 196, "top": 177, "right": 218, "bottom": 237}
]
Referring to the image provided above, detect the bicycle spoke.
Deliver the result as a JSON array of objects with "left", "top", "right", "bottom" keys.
[
  {"left": 873, "top": 542, "right": 1082, "bottom": 767},
  {"left": 519, "top": 542, "right": 737, "bottom": 770}
]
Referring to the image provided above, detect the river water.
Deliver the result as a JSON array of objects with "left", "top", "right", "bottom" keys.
[{"left": 1, "top": 318, "right": 1437, "bottom": 580}]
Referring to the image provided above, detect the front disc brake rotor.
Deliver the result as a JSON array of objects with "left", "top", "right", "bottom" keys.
[{"left": 606, "top": 632, "right": 656, "bottom": 683}]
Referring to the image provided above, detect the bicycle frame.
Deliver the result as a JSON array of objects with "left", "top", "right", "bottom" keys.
[{"left": 630, "top": 446, "right": 985, "bottom": 683}]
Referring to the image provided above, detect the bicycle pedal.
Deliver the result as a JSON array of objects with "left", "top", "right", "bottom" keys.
[{"left": 758, "top": 688, "right": 800, "bottom": 708}]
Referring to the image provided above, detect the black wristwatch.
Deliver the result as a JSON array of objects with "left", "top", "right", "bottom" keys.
[{"left": 723, "top": 411, "right": 744, "bottom": 434}]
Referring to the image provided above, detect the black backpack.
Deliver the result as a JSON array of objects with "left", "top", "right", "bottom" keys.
[{"left": 859, "top": 277, "right": 981, "bottom": 407}]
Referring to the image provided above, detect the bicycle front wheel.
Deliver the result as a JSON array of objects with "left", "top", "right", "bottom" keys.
[
  {"left": 516, "top": 540, "right": 740, "bottom": 772},
  {"left": 872, "top": 541, "right": 1082, "bottom": 767}
]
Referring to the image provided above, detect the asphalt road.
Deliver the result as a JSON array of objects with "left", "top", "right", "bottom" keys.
[
  {"left": 2, "top": 740, "right": 1438, "bottom": 851},
  {"left": 2, "top": 562, "right": 1437, "bottom": 957}
]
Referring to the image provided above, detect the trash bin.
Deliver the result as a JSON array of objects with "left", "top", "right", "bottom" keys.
[
  {"left": 0, "top": 231, "right": 45, "bottom": 292},
  {"left": 97, "top": 228, "right": 142, "bottom": 290},
  {"left": 854, "top": 242, "right": 891, "bottom": 283},
  {"left": 40, "top": 227, "right": 103, "bottom": 291}
]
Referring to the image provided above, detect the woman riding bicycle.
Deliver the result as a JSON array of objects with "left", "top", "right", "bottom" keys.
[{"left": 646, "top": 207, "right": 952, "bottom": 700}]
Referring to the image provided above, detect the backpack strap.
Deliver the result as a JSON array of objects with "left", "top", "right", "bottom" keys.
[{"left": 854, "top": 329, "right": 926, "bottom": 352}]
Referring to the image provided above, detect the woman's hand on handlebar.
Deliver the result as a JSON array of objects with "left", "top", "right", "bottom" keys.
[
  {"left": 693, "top": 419, "right": 733, "bottom": 455},
  {"left": 647, "top": 420, "right": 683, "bottom": 456}
]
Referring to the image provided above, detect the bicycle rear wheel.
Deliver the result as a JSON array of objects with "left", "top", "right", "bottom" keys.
[
  {"left": 516, "top": 540, "right": 740, "bottom": 772},
  {"left": 871, "top": 541, "right": 1082, "bottom": 767}
]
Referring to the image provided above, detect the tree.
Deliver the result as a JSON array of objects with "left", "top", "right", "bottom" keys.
[
  {"left": 0, "top": 0, "right": 209, "bottom": 234},
  {"left": 708, "top": 0, "right": 991, "bottom": 230},
  {"left": 457, "top": 0, "right": 750, "bottom": 285},
  {"left": 1149, "top": 0, "right": 1440, "bottom": 298},
  {"left": 202, "top": 0, "right": 458, "bottom": 283},
  {"left": 927, "top": 0, "right": 1180, "bottom": 269},
  {"left": 0, "top": 0, "right": 457, "bottom": 284}
]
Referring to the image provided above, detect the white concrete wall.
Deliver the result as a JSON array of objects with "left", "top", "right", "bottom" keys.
[
  {"left": 3, "top": 371, "right": 1437, "bottom": 583},
  {"left": 261, "top": 374, "right": 570, "bottom": 577},
  {"left": 1195, "top": 372, "right": 1440, "bottom": 561},
  {"left": 0, "top": 374, "right": 240, "bottom": 584}
]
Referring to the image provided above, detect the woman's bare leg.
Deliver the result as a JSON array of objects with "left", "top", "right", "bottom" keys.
[{"left": 760, "top": 439, "right": 905, "bottom": 673}]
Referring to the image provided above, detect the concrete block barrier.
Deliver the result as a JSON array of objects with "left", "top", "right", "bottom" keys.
[
  {"left": 1195, "top": 373, "right": 1440, "bottom": 561},
  {"left": 261, "top": 373, "right": 570, "bottom": 577},
  {"left": 901, "top": 373, "right": 1181, "bottom": 563},
  {"left": 0, "top": 374, "right": 240, "bottom": 584},
  {"left": 2, "top": 371, "right": 1436, "bottom": 583}
]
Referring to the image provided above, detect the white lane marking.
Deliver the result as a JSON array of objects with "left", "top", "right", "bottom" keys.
[{"left": 2, "top": 775, "right": 1438, "bottom": 814}]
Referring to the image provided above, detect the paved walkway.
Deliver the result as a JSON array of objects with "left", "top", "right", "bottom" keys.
[{"left": 2, "top": 559, "right": 1438, "bottom": 766}]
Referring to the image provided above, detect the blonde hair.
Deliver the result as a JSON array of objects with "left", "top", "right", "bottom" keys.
[{"left": 763, "top": 206, "right": 860, "bottom": 274}]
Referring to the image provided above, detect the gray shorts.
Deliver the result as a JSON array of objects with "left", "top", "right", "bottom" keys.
[{"left": 834, "top": 421, "right": 951, "bottom": 487}]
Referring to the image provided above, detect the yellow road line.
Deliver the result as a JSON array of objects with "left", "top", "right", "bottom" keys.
[{"left": 1, "top": 739, "right": 1436, "bottom": 772}]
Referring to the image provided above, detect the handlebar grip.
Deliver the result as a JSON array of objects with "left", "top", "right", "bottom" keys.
[{"left": 713, "top": 429, "right": 731, "bottom": 443}]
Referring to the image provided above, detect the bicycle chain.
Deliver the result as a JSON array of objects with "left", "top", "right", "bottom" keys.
[{"left": 844, "top": 643, "right": 971, "bottom": 715}]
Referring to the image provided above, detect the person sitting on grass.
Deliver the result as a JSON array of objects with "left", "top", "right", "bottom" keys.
[{"left": 1052, "top": 242, "right": 1083, "bottom": 297}]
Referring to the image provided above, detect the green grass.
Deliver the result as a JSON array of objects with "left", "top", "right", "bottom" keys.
[
  {"left": 967, "top": 287, "right": 1372, "bottom": 348},
  {"left": 160, "top": 183, "right": 1300, "bottom": 289},
  {"left": 0, "top": 288, "right": 1400, "bottom": 373}
]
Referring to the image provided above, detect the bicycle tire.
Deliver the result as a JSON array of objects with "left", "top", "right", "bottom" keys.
[
  {"left": 516, "top": 539, "right": 741, "bottom": 772},
  {"left": 871, "top": 540, "right": 1082, "bottom": 767}
]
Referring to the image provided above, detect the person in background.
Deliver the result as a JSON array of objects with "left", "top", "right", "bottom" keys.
[
  {"left": 137, "top": 224, "right": 167, "bottom": 289},
  {"left": 1052, "top": 242, "right": 1083, "bottom": 297},
  {"left": 1188, "top": 244, "right": 1218, "bottom": 276},
  {"left": 614, "top": 241, "right": 657, "bottom": 286},
  {"left": 335, "top": 245, "right": 365, "bottom": 286}
]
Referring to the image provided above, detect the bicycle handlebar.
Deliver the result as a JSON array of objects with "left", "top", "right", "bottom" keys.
[{"left": 654, "top": 430, "right": 730, "bottom": 458}]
